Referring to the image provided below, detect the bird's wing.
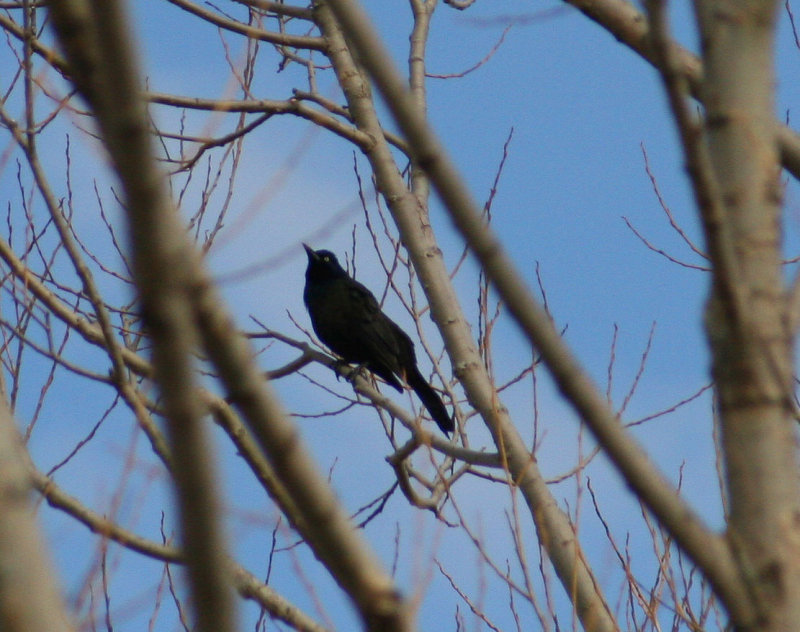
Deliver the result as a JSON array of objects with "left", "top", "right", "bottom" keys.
[{"left": 346, "top": 281, "right": 416, "bottom": 379}]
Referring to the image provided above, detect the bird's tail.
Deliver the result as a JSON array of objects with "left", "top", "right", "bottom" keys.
[{"left": 406, "top": 368, "right": 454, "bottom": 435}]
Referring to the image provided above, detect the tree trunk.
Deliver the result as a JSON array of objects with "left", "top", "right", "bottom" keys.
[{"left": 696, "top": 1, "right": 800, "bottom": 629}]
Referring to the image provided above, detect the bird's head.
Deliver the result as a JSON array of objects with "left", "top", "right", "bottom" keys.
[{"left": 303, "top": 244, "right": 348, "bottom": 282}]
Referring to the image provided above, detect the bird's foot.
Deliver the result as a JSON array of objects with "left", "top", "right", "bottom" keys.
[
  {"left": 333, "top": 360, "right": 368, "bottom": 384},
  {"left": 332, "top": 359, "right": 349, "bottom": 382},
  {"left": 348, "top": 362, "right": 371, "bottom": 383}
]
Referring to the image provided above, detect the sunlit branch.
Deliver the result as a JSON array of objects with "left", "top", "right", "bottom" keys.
[
  {"left": 165, "top": 0, "right": 325, "bottom": 50},
  {"left": 32, "top": 469, "right": 330, "bottom": 632},
  {"left": 320, "top": 0, "right": 753, "bottom": 625}
]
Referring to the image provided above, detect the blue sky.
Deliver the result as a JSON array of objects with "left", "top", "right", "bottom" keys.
[
  {"left": 138, "top": 2, "right": 717, "bottom": 626},
  {"left": 4, "top": 1, "right": 800, "bottom": 630}
]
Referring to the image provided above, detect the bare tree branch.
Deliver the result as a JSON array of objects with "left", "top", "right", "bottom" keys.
[
  {"left": 48, "top": 3, "right": 238, "bottom": 631},
  {"left": 693, "top": 1, "right": 800, "bottom": 629},
  {"left": 315, "top": 2, "right": 619, "bottom": 630},
  {"left": 0, "top": 399, "right": 73, "bottom": 632},
  {"left": 319, "top": 0, "right": 756, "bottom": 626},
  {"left": 48, "top": 2, "right": 414, "bottom": 630},
  {"left": 31, "top": 468, "right": 330, "bottom": 632},
  {"left": 165, "top": 0, "right": 325, "bottom": 50},
  {"left": 564, "top": 0, "right": 800, "bottom": 181}
]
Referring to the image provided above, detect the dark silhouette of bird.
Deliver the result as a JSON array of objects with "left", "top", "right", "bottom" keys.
[{"left": 302, "top": 244, "right": 454, "bottom": 435}]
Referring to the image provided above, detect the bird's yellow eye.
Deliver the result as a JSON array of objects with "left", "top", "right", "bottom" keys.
[{"left": 323, "top": 256, "right": 330, "bottom": 262}]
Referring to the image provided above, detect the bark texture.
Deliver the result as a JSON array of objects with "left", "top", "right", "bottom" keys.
[{"left": 697, "top": 1, "right": 800, "bottom": 630}]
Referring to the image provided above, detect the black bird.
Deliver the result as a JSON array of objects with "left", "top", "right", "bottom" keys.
[{"left": 303, "top": 244, "right": 454, "bottom": 435}]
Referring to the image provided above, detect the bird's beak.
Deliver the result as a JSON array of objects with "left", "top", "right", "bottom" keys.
[{"left": 302, "top": 243, "right": 317, "bottom": 261}]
